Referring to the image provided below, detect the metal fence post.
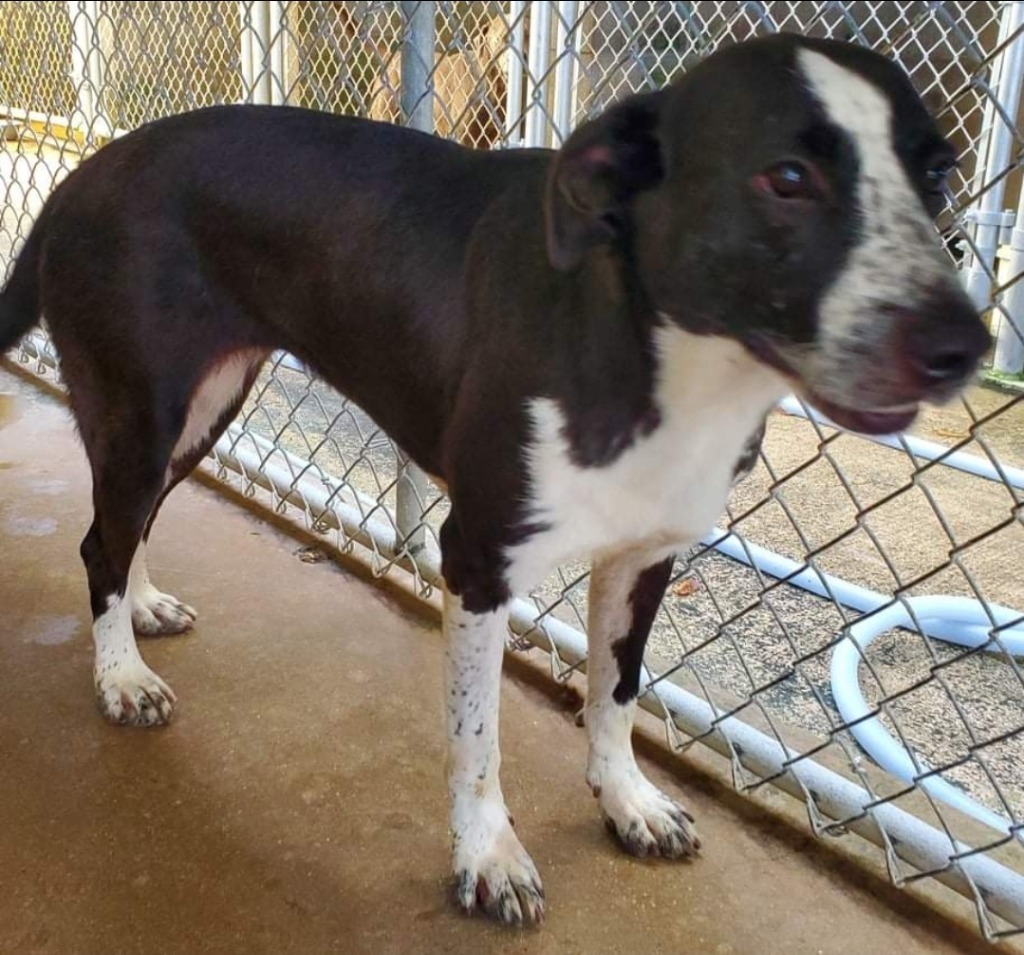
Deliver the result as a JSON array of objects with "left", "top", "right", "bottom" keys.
[
  {"left": 395, "top": 0, "right": 436, "bottom": 558},
  {"left": 551, "top": 0, "right": 580, "bottom": 145},
  {"left": 505, "top": 0, "right": 528, "bottom": 145},
  {"left": 66, "top": 0, "right": 111, "bottom": 143},
  {"left": 964, "top": 1, "right": 1024, "bottom": 324},
  {"left": 987, "top": 0, "right": 1024, "bottom": 375},
  {"left": 266, "top": 1, "right": 288, "bottom": 106},
  {"left": 525, "top": 2, "right": 553, "bottom": 147},
  {"left": 400, "top": 1, "right": 435, "bottom": 133},
  {"left": 239, "top": 1, "right": 289, "bottom": 106},
  {"left": 993, "top": 188, "right": 1024, "bottom": 374},
  {"left": 239, "top": 2, "right": 260, "bottom": 103}
]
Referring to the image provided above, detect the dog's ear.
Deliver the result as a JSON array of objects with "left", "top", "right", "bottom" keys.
[{"left": 545, "top": 91, "right": 666, "bottom": 271}]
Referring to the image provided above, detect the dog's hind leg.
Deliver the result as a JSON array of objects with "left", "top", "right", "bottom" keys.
[
  {"left": 126, "top": 543, "right": 197, "bottom": 637},
  {"left": 128, "top": 350, "right": 266, "bottom": 637},
  {"left": 80, "top": 411, "right": 183, "bottom": 727},
  {"left": 76, "top": 349, "right": 266, "bottom": 726},
  {"left": 584, "top": 546, "right": 701, "bottom": 858}
]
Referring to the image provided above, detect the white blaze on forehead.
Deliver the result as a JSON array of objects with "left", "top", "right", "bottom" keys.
[
  {"left": 799, "top": 47, "right": 893, "bottom": 143},
  {"left": 793, "top": 47, "right": 953, "bottom": 400},
  {"left": 796, "top": 46, "right": 944, "bottom": 272}
]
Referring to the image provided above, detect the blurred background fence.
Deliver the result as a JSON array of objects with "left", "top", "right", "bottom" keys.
[{"left": 2, "top": 0, "right": 1023, "bottom": 941}]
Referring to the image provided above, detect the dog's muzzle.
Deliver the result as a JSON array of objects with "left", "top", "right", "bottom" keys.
[{"left": 744, "top": 288, "right": 991, "bottom": 436}]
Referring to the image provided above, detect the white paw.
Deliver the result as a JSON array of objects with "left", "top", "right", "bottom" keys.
[
  {"left": 590, "top": 768, "right": 700, "bottom": 859},
  {"left": 452, "top": 799, "right": 545, "bottom": 925},
  {"left": 131, "top": 585, "right": 197, "bottom": 636},
  {"left": 95, "top": 664, "right": 177, "bottom": 726}
]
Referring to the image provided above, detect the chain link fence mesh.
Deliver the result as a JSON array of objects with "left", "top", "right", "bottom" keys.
[{"left": 2, "top": 0, "right": 1023, "bottom": 940}]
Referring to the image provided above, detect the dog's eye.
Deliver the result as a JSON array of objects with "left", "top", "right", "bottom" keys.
[
  {"left": 756, "top": 160, "right": 816, "bottom": 200},
  {"left": 924, "top": 158, "right": 956, "bottom": 195}
]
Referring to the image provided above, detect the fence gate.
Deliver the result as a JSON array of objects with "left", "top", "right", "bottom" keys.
[{"left": 2, "top": 0, "right": 1023, "bottom": 941}]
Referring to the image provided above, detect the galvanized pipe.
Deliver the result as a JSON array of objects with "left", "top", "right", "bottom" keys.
[
  {"left": 394, "top": 0, "right": 437, "bottom": 557},
  {"left": 964, "top": 1, "right": 1024, "bottom": 325}
]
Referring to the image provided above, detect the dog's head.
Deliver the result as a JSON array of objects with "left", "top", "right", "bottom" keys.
[{"left": 545, "top": 34, "right": 990, "bottom": 435}]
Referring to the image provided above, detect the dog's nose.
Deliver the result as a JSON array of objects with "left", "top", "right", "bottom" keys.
[{"left": 902, "top": 296, "right": 992, "bottom": 390}]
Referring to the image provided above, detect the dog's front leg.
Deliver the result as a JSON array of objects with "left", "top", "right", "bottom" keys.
[
  {"left": 444, "top": 588, "right": 544, "bottom": 925},
  {"left": 585, "top": 547, "right": 701, "bottom": 858}
]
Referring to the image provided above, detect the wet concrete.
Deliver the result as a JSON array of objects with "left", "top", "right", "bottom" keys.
[{"left": 0, "top": 365, "right": 999, "bottom": 955}]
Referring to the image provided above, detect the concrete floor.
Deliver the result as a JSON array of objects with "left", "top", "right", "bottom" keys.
[{"left": 0, "top": 366, "right": 1000, "bottom": 955}]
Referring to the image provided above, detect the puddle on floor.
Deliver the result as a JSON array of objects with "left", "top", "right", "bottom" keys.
[
  {"left": 23, "top": 614, "right": 80, "bottom": 646},
  {"left": 28, "top": 478, "right": 69, "bottom": 496},
  {"left": 4, "top": 514, "right": 58, "bottom": 537}
]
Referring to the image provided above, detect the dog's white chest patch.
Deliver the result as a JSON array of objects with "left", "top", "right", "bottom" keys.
[{"left": 506, "top": 328, "right": 786, "bottom": 592}]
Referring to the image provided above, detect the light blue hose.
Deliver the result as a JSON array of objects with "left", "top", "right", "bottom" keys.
[{"left": 705, "top": 528, "right": 1024, "bottom": 836}]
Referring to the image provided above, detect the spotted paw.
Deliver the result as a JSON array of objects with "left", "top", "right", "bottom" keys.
[
  {"left": 596, "top": 774, "right": 700, "bottom": 859},
  {"left": 95, "top": 664, "right": 177, "bottom": 726},
  {"left": 131, "top": 587, "right": 197, "bottom": 636},
  {"left": 452, "top": 800, "right": 545, "bottom": 926}
]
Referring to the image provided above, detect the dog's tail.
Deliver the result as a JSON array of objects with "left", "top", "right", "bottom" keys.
[{"left": 0, "top": 215, "right": 47, "bottom": 355}]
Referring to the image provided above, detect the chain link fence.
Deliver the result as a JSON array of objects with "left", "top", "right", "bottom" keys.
[{"left": 2, "top": 0, "right": 1023, "bottom": 941}]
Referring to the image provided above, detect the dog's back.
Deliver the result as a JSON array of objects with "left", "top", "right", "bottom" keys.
[{"left": 5, "top": 108, "right": 551, "bottom": 471}]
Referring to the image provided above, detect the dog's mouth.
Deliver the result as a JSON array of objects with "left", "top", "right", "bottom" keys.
[
  {"left": 798, "top": 393, "right": 919, "bottom": 436},
  {"left": 741, "top": 333, "right": 920, "bottom": 436}
]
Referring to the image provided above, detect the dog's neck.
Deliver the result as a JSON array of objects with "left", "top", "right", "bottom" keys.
[
  {"left": 540, "top": 237, "right": 786, "bottom": 469},
  {"left": 652, "top": 323, "right": 787, "bottom": 418}
]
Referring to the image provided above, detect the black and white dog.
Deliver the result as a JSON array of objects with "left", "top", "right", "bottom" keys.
[{"left": 0, "top": 35, "right": 989, "bottom": 924}]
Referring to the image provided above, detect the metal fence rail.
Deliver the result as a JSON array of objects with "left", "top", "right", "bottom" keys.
[{"left": 2, "top": 1, "right": 1023, "bottom": 941}]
